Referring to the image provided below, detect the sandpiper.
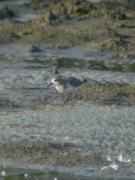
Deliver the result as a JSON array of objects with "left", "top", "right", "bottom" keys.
[{"left": 48, "top": 69, "right": 87, "bottom": 93}]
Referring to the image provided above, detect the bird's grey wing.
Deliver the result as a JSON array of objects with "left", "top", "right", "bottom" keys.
[
  {"left": 58, "top": 77, "right": 68, "bottom": 86},
  {"left": 68, "top": 77, "right": 83, "bottom": 87}
]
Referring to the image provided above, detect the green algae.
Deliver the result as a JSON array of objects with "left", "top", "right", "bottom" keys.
[
  {"left": 127, "top": 63, "right": 135, "bottom": 72},
  {"left": 88, "top": 60, "right": 123, "bottom": 72}
]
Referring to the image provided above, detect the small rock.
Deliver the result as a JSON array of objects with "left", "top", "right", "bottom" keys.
[
  {"left": 1, "top": 171, "right": 6, "bottom": 176},
  {"left": 24, "top": 174, "right": 28, "bottom": 178},
  {"left": 28, "top": 45, "right": 42, "bottom": 53}
]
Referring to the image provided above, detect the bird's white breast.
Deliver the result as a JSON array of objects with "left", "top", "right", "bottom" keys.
[{"left": 55, "top": 85, "right": 64, "bottom": 93}]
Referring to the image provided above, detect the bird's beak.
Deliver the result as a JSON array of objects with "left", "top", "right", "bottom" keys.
[{"left": 47, "top": 82, "right": 53, "bottom": 88}]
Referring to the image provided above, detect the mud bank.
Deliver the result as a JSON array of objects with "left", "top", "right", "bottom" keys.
[{"left": 0, "top": 0, "right": 134, "bottom": 55}]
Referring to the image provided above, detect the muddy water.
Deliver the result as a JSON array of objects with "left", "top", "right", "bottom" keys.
[{"left": 0, "top": 41, "right": 135, "bottom": 179}]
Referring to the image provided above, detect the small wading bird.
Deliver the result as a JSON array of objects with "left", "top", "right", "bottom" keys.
[{"left": 47, "top": 69, "right": 87, "bottom": 93}]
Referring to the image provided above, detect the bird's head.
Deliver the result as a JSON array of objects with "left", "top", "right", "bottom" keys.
[{"left": 47, "top": 69, "right": 59, "bottom": 88}]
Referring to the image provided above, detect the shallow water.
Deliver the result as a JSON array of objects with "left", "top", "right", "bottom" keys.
[
  {"left": 2, "top": 165, "right": 96, "bottom": 180},
  {"left": 2, "top": 173, "right": 135, "bottom": 180},
  {"left": 0, "top": 159, "right": 135, "bottom": 180},
  {"left": 0, "top": 0, "right": 41, "bottom": 21}
]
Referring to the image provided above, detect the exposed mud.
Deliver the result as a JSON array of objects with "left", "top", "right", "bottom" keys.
[{"left": 0, "top": 0, "right": 135, "bottom": 54}]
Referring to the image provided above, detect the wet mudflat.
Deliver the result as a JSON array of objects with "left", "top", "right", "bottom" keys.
[
  {"left": 0, "top": 47, "right": 135, "bottom": 180},
  {"left": 0, "top": 0, "right": 135, "bottom": 179}
]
